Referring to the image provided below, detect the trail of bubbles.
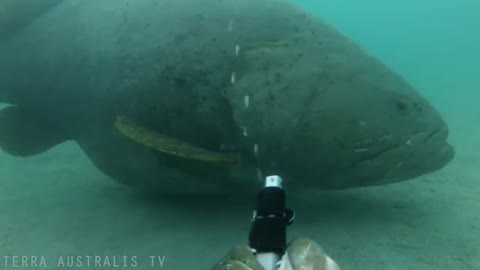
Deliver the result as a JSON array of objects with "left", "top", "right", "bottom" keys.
[{"left": 226, "top": 3, "right": 263, "bottom": 182}]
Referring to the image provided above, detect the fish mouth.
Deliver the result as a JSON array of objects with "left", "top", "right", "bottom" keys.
[
  {"left": 411, "top": 126, "right": 455, "bottom": 169},
  {"left": 376, "top": 126, "right": 455, "bottom": 184}
]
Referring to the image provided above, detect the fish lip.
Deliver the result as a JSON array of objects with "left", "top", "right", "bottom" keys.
[
  {"left": 402, "top": 125, "right": 455, "bottom": 167},
  {"left": 377, "top": 125, "right": 455, "bottom": 184},
  {"left": 394, "top": 125, "right": 453, "bottom": 159},
  {"left": 420, "top": 125, "right": 455, "bottom": 167}
]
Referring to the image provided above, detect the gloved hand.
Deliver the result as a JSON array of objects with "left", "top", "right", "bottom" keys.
[{"left": 212, "top": 238, "right": 341, "bottom": 270}]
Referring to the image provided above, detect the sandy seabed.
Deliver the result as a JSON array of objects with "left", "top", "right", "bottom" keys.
[{"left": 0, "top": 121, "right": 478, "bottom": 270}]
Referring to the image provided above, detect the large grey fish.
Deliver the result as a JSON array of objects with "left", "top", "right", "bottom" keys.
[{"left": 0, "top": 0, "right": 454, "bottom": 194}]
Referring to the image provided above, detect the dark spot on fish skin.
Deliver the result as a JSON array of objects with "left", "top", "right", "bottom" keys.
[
  {"left": 173, "top": 77, "right": 188, "bottom": 88},
  {"left": 331, "top": 138, "right": 346, "bottom": 149},
  {"left": 174, "top": 35, "right": 187, "bottom": 43},
  {"left": 274, "top": 72, "right": 281, "bottom": 82},
  {"left": 268, "top": 93, "right": 276, "bottom": 102}
]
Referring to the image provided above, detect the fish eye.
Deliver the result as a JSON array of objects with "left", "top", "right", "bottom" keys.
[
  {"left": 397, "top": 101, "right": 408, "bottom": 112},
  {"left": 396, "top": 97, "right": 412, "bottom": 113}
]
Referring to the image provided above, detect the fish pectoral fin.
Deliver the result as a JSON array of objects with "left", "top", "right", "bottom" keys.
[
  {"left": 0, "top": 106, "right": 68, "bottom": 156},
  {"left": 114, "top": 115, "right": 242, "bottom": 164}
]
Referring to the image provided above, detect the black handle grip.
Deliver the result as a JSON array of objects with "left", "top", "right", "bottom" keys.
[{"left": 248, "top": 186, "right": 294, "bottom": 254}]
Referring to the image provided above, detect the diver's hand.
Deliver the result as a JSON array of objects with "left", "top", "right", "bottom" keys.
[{"left": 212, "top": 238, "right": 341, "bottom": 270}]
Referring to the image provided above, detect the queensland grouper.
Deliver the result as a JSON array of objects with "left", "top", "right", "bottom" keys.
[{"left": 0, "top": 0, "right": 454, "bottom": 194}]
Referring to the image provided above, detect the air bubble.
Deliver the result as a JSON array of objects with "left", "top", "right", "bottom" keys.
[
  {"left": 253, "top": 144, "right": 259, "bottom": 156},
  {"left": 235, "top": 44, "right": 240, "bottom": 56},
  {"left": 244, "top": 95, "right": 250, "bottom": 108},
  {"left": 242, "top": 126, "right": 248, "bottom": 136}
]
